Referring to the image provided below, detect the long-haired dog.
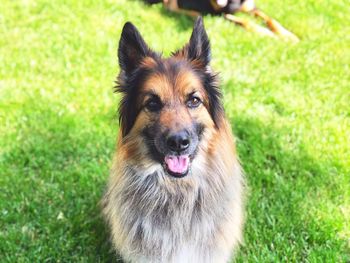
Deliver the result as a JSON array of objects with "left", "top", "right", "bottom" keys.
[{"left": 102, "top": 17, "right": 244, "bottom": 263}]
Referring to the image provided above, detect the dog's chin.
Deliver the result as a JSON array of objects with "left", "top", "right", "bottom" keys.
[{"left": 165, "top": 167, "right": 189, "bottom": 178}]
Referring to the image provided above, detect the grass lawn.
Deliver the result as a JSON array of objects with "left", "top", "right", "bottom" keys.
[{"left": 1, "top": 0, "right": 349, "bottom": 261}]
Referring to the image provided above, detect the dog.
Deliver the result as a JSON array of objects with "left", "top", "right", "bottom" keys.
[
  {"left": 102, "top": 17, "right": 244, "bottom": 262},
  {"left": 145, "top": 0, "right": 299, "bottom": 42}
]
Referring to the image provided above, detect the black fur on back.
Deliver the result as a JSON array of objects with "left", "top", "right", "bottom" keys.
[
  {"left": 144, "top": 0, "right": 245, "bottom": 14},
  {"left": 143, "top": 0, "right": 163, "bottom": 4}
]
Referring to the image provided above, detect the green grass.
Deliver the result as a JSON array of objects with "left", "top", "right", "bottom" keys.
[{"left": 0, "top": 0, "right": 349, "bottom": 261}]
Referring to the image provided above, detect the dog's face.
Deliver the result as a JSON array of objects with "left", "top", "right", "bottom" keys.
[{"left": 117, "top": 18, "right": 223, "bottom": 178}]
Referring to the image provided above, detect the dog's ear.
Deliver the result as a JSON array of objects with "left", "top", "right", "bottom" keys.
[
  {"left": 187, "top": 17, "right": 211, "bottom": 67},
  {"left": 118, "top": 22, "right": 154, "bottom": 75},
  {"left": 174, "top": 17, "right": 223, "bottom": 128}
]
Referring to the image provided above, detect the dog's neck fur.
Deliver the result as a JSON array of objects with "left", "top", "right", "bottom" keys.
[{"left": 103, "top": 124, "right": 243, "bottom": 262}]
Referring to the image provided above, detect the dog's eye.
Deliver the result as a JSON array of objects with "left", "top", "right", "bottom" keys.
[
  {"left": 145, "top": 97, "right": 162, "bottom": 112},
  {"left": 186, "top": 96, "right": 201, "bottom": 108}
]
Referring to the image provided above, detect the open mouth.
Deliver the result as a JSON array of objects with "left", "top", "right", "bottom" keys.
[{"left": 164, "top": 155, "right": 190, "bottom": 178}]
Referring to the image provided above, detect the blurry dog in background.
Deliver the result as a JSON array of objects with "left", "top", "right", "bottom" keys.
[
  {"left": 102, "top": 17, "right": 244, "bottom": 262},
  {"left": 145, "top": 0, "right": 299, "bottom": 42}
]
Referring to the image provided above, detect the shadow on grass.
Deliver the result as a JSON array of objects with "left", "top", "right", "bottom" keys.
[
  {"left": 231, "top": 115, "right": 349, "bottom": 261},
  {"left": 88, "top": 207, "right": 122, "bottom": 262},
  {"left": 0, "top": 104, "right": 121, "bottom": 261}
]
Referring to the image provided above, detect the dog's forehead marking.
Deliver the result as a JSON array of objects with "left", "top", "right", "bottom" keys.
[{"left": 140, "top": 58, "right": 206, "bottom": 103}]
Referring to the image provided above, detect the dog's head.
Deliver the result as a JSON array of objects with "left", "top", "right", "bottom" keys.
[{"left": 116, "top": 17, "right": 224, "bottom": 178}]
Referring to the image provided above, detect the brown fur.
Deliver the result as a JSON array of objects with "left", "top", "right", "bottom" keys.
[{"left": 102, "top": 18, "right": 245, "bottom": 263}]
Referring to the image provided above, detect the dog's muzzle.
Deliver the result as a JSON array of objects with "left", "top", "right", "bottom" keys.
[
  {"left": 158, "top": 128, "right": 199, "bottom": 178},
  {"left": 143, "top": 124, "right": 203, "bottom": 178}
]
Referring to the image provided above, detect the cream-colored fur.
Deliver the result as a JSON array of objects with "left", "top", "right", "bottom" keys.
[{"left": 102, "top": 121, "right": 244, "bottom": 263}]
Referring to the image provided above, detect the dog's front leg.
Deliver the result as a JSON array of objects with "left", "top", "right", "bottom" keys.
[
  {"left": 251, "top": 8, "right": 299, "bottom": 42},
  {"left": 224, "top": 14, "right": 276, "bottom": 37}
]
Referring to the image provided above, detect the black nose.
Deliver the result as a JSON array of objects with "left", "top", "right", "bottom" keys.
[{"left": 166, "top": 131, "right": 190, "bottom": 152}]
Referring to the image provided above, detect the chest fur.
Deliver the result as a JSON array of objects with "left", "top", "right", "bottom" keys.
[{"left": 115, "top": 167, "right": 233, "bottom": 260}]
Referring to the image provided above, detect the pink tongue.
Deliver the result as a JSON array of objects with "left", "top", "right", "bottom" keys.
[{"left": 164, "top": 155, "right": 190, "bottom": 174}]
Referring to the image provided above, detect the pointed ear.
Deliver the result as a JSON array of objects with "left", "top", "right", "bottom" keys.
[
  {"left": 187, "top": 17, "right": 211, "bottom": 66},
  {"left": 118, "top": 22, "right": 153, "bottom": 75}
]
